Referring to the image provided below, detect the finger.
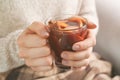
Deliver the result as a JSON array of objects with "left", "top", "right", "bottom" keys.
[
  {"left": 93, "top": 74, "right": 111, "bottom": 80},
  {"left": 72, "top": 31, "right": 96, "bottom": 51},
  {"left": 112, "top": 76, "right": 120, "bottom": 80},
  {"left": 25, "top": 55, "right": 52, "bottom": 67},
  {"left": 87, "top": 21, "right": 96, "bottom": 29},
  {"left": 62, "top": 59, "right": 89, "bottom": 68},
  {"left": 18, "top": 34, "right": 47, "bottom": 48},
  {"left": 31, "top": 66, "right": 52, "bottom": 72},
  {"left": 61, "top": 48, "right": 91, "bottom": 60},
  {"left": 24, "top": 21, "right": 49, "bottom": 38},
  {"left": 19, "top": 46, "right": 51, "bottom": 58}
]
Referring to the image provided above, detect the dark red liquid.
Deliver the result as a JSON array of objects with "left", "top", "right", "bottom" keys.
[
  {"left": 49, "top": 26, "right": 88, "bottom": 69},
  {"left": 48, "top": 16, "right": 96, "bottom": 70}
]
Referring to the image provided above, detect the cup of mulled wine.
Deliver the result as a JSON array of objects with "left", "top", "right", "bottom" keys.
[{"left": 48, "top": 16, "right": 93, "bottom": 70}]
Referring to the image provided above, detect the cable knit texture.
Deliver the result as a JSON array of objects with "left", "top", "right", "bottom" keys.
[{"left": 0, "top": 0, "right": 98, "bottom": 72}]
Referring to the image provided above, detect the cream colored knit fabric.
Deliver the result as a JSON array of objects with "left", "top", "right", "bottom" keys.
[{"left": 0, "top": 0, "right": 98, "bottom": 72}]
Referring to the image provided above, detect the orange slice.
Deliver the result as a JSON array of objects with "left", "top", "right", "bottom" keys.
[{"left": 56, "top": 21, "right": 68, "bottom": 30}]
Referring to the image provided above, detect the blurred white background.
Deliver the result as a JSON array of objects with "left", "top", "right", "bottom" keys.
[{"left": 95, "top": 0, "right": 120, "bottom": 74}]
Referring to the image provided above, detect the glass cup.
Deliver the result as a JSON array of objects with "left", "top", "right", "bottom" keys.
[{"left": 46, "top": 15, "right": 88, "bottom": 70}]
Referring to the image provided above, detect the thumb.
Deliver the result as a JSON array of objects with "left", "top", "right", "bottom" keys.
[
  {"left": 25, "top": 21, "right": 49, "bottom": 38},
  {"left": 72, "top": 30, "right": 96, "bottom": 51},
  {"left": 72, "top": 36, "right": 96, "bottom": 51}
]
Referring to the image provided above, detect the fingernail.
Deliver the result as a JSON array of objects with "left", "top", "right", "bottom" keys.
[
  {"left": 62, "top": 60, "right": 67, "bottom": 65},
  {"left": 41, "top": 31, "right": 49, "bottom": 37},
  {"left": 72, "top": 44, "right": 80, "bottom": 50},
  {"left": 61, "top": 53, "right": 67, "bottom": 58},
  {"left": 44, "top": 32, "right": 49, "bottom": 37}
]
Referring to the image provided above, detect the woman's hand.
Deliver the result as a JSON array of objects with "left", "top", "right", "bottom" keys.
[
  {"left": 61, "top": 22, "right": 96, "bottom": 69},
  {"left": 17, "top": 22, "right": 53, "bottom": 72}
]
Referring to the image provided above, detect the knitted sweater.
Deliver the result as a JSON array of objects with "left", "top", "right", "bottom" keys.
[{"left": 0, "top": 0, "right": 98, "bottom": 73}]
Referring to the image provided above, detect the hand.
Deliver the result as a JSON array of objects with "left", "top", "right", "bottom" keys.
[
  {"left": 61, "top": 22, "right": 96, "bottom": 69},
  {"left": 17, "top": 22, "right": 53, "bottom": 72}
]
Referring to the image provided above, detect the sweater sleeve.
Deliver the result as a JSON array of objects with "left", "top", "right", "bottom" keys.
[
  {"left": 0, "top": 30, "right": 25, "bottom": 73},
  {"left": 79, "top": 0, "right": 99, "bottom": 35}
]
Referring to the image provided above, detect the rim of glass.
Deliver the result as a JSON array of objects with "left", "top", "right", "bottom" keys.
[
  {"left": 55, "top": 25, "right": 87, "bottom": 32},
  {"left": 45, "top": 14, "right": 88, "bottom": 31}
]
